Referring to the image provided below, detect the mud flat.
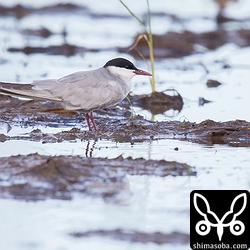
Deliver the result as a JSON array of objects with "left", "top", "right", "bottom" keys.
[
  {"left": 0, "top": 153, "right": 194, "bottom": 201},
  {"left": 0, "top": 95, "right": 249, "bottom": 147}
]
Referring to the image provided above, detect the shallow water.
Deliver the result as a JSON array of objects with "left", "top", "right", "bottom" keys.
[
  {"left": 0, "top": 137, "right": 249, "bottom": 249},
  {"left": 0, "top": 139, "right": 249, "bottom": 250},
  {"left": 0, "top": 0, "right": 250, "bottom": 249}
]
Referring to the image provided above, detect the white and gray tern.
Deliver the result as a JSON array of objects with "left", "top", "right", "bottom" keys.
[{"left": 0, "top": 58, "right": 151, "bottom": 130}]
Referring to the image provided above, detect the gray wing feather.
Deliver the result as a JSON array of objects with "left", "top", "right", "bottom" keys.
[
  {"left": 58, "top": 71, "right": 88, "bottom": 83},
  {"left": 32, "top": 69, "right": 124, "bottom": 111},
  {"left": 0, "top": 81, "right": 61, "bottom": 101},
  {"left": 0, "top": 68, "right": 127, "bottom": 111}
]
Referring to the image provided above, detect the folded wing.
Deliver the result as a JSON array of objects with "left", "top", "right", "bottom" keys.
[{"left": 0, "top": 68, "right": 125, "bottom": 112}]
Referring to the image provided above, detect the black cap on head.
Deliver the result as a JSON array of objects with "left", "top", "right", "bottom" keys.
[{"left": 103, "top": 58, "right": 138, "bottom": 70}]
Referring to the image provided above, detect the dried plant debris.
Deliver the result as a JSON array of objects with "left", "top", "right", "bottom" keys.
[
  {"left": 70, "top": 229, "right": 189, "bottom": 245},
  {"left": 0, "top": 153, "right": 194, "bottom": 201},
  {"left": 120, "top": 30, "right": 250, "bottom": 58}
]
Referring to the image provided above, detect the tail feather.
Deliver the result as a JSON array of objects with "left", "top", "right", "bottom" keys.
[{"left": 0, "top": 82, "right": 61, "bottom": 101}]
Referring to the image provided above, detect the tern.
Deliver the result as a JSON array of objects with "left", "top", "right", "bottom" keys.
[{"left": 0, "top": 58, "right": 151, "bottom": 130}]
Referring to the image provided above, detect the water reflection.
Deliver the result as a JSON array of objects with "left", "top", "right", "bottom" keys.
[{"left": 85, "top": 140, "right": 96, "bottom": 157}]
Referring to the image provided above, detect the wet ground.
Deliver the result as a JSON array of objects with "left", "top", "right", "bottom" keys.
[
  {"left": 0, "top": 153, "right": 195, "bottom": 201},
  {"left": 0, "top": 95, "right": 250, "bottom": 147},
  {"left": 0, "top": 0, "right": 250, "bottom": 250}
]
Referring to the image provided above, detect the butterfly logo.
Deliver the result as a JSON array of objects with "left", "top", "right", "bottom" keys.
[{"left": 193, "top": 193, "right": 247, "bottom": 241}]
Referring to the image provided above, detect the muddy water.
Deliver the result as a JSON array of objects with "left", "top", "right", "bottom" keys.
[{"left": 0, "top": 0, "right": 250, "bottom": 249}]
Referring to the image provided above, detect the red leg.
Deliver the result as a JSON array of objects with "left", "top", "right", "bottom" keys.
[
  {"left": 85, "top": 113, "right": 92, "bottom": 131},
  {"left": 85, "top": 112, "right": 98, "bottom": 131},
  {"left": 89, "top": 112, "right": 98, "bottom": 131}
]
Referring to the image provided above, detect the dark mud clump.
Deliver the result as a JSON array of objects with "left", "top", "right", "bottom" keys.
[
  {"left": 8, "top": 43, "right": 99, "bottom": 57},
  {"left": 206, "top": 79, "right": 222, "bottom": 88},
  {"left": 70, "top": 229, "right": 189, "bottom": 245},
  {"left": 0, "top": 3, "right": 88, "bottom": 19},
  {"left": 21, "top": 27, "right": 53, "bottom": 38},
  {"left": 0, "top": 153, "right": 195, "bottom": 201},
  {"left": 127, "top": 90, "right": 183, "bottom": 115}
]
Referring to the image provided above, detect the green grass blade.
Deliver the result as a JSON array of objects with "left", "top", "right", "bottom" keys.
[
  {"left": 119, "top": 0, "right": 156, "bottom": 92},
  {"left": 119, "top": 0, "right": 146, "bottom": 31},
  {"left": 146, "top": 0, "right": 155, "bottom": 92}
]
